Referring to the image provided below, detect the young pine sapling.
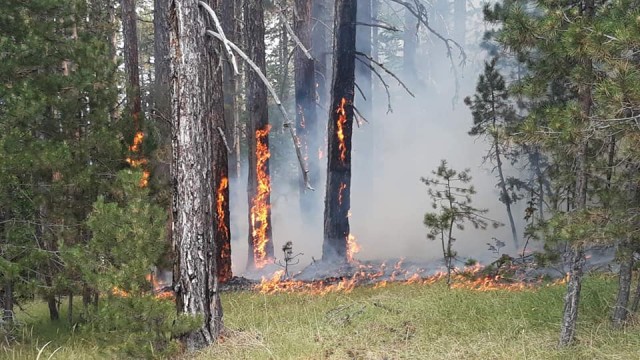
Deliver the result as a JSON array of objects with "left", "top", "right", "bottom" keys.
[{"left": 422, "top": 160, "right": 501, "bottom": 286}]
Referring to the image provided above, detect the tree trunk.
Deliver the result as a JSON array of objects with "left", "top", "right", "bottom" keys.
[
  {"left": 2, "top": 282, "right": 13, "bottom": 323},
  {"left": 612, "top": 245, "right": 634, "bottom": 328},
  {"left": 153, "top": 0, "right": 171, "bottom": 123},
  {"left": 245, "top": 0, "right": 274, "bottom": 270},
  {"left": 68, "top": 291, "right": 73, "bottom": 324},
  {"left": 312, "top": 0, "right": 334, "bottom": 124},
  {"left": 631, "top": 269, "right": 640, "bottom": 313},
  {"left": 294, "top": 0, "right": 319, "bottom": 217},
  {"left": 169, "top": 0, "right": 225, "bottom": 350},
  {"left": 121, "top": 0, "right": 142, "bottom": 128},
  {"left": 221, "top": 0, "right": 241, "bottom": 179},
  {"left": 322, "top": 0, "right": 357, "bottom": 262}
]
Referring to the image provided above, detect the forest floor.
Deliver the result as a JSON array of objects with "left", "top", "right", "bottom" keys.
[{"left": 4, "top": 274, "right": 640, "bottom": 359}]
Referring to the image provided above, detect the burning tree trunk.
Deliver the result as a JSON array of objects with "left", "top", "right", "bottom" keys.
[
  {"left": 322, "top": 0, "right": 357, "bottom": 262},
  {"left": 169, "top": 0, "right": 225, "bottom": 349},
  {"left": 245, "top": 0, "right": 274, "bottom": 269},
  {"left": 294, "top": 0, "right": 318, "bottom": 214}
]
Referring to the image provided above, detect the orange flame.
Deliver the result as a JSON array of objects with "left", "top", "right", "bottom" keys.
[
  {"left": 129, "top": 131, "right": 144, "bottom": 152},
  {"left": 336, "top": 98, "right": 348, "bottom": 163},
  {"left": 127, "top": 131, "right": 150, "bottom": 188},
  {"left": 250, "top": 125, "right": 272, "bottom": 268},
  {"left": 111, "top": 273, "right": 173, "bottom": 300},
  {"left": 346, "top": 234, "right": 360, "bottom": 262},
  {"left": 338, "top": 183, "right": 347, "bottom": 205},
  {"left": 217, "top": 177, "right": 229, "bottom": 234}
]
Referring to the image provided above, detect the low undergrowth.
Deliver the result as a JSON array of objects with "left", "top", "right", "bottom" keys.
[{"left": 3, "top": 274, "right": 640, "bottom": 359}]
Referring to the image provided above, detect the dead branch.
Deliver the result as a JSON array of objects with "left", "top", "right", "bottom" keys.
[
  {"left": 355, "top": 56, "right": 393, "bottom": 113},
  {"left": 353, "top": 106, "right": 370, "bottom": 127},
  {"left": 355, "top": 51, "right": 415, "bottom": 97},
  {"left": 354, "top": 82, "right": 367, "bottom": 101},
  {"left": 277, "top": 6, "right": 314, "bottom": 60},
  {"left": 217, "top": 127, "right": 231, "bottom": 154},
  {"left": 355, "top": 21, "right": 400, "bottom": 32},
  {"left": 198, "top": 1, "right": 239, "bottom": 75},
  {"left": 206, "top": 30, "right": 313, "bottom": 190}
]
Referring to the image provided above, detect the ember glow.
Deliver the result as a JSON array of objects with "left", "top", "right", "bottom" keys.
[
  {"left": 217, "top": 177, "right": 229, "bottom": 234},
  {"left": 338, "top": 183, "right": 347, "bottom": 205},
  {"left": 336, "top": 97, "right": 348, "bottom": 163},
  {"left": 250, "top": 125, "right": 273, "bottom": 268}
]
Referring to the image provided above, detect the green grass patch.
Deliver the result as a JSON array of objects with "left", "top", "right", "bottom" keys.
[{"left": 4, "top": 275, "right": 640, "bottom": 359}]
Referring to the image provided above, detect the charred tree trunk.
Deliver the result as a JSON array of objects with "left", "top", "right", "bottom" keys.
[
  {"left": 322, "top": 0, "right": 356, "bottom": 262},
  {"left": 612, "top": 245, "right": 634, "bottom": 328},
  {"left": 121, "top": 0, "right": 142, "bottom": 128},
  {"left": 294, "top": 0, "right": 319, "bottom": 216},
  {"left": 245, "top": 0, "right": 274, "bottom": 269},
  {"left": 169, "top": 0, "right": 225, "bottom": 350}
]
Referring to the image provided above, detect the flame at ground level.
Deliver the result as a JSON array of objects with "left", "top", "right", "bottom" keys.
[{"left": 256, "top": 261, "right": 568, "bottom": 295}]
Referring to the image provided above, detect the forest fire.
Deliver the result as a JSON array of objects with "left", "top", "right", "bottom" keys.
[
  {"left": 126, "top": 130, "right": 150, "bottom": 187},
  {"left": 346, "top": 234, "right": 360, "bottom": 262},
  {"left": 336, "top": 97, "right": 348, "bottom": 162},
  {"left": 250, "top": 125, "right": 273, "bottom": 268},
  {"left": 255, "top": 260, "right": 567, "bottom": 295},
  {"left": 338, "top": 183, "right": 347, "bottom": 205},
  {"left": 217, "top": 177, "right": 229, "bottom": 234},
  {"left": 111, "top": 273, "right": 173, "bottom": 300}
]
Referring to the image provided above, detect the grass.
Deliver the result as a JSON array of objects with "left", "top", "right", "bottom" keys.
[{"left": 3, "top": 275, "right": 640, "bottom": 359}]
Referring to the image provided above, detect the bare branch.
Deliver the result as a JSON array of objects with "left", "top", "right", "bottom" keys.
[
  {"left": 356, "top": 51, "right": 415, "bottom": 97},
  {"left": 355, "top": 56, "right": 393, "bottom": 113},
  {"left": 355, "top": 21, "right": 400, "bottom": 32},
  {"left": 217, "top": 127, "right": 231, "bottom": 154},
  {"left": 198, "top": 1, "right": 239, "bottom": 75},
  {"left": 206, "top": 30, "right": 314, "bottom": 190}
]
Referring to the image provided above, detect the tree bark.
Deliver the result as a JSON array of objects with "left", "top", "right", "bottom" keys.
[
  {"left": 559, "top": 2, "right": 593, "bottom": 345},
  {"left": 221, "top": 0, "right": 241, "bottom": 179},
  {"left": 169, "top": 0, "right": 225, "bottom": 350},
  {"left": 294, "top": 0, "right": 319, "bottom": 216},
  {"left": 244, "top": 0, "right": 274, "bottom": 270},
  {"left": 322, "top": 0, "right": 357, "bottom": 262},
  {"left": 612, "top": 245, "right": 634, "bottom": 328},
  {"left": 312, "top": 0, "right": 334, "bottom": 125},
  {"left": 121, "top": 0, "right": 142, "bottom": 128},
  {"left": 153, "top": 0, "right": 170, "bottom": 122}
]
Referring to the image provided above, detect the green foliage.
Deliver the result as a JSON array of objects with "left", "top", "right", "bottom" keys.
[
  {"left": 422, "top": 160, "right": 501, "bottom": 281},
  {"left": 81, "top": 170, "right": 167, "bottom": 296},
  {"left": 84, "top": 296, "right": 200, "bottom": 359}
]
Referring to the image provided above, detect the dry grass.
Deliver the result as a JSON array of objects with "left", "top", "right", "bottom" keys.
[{"left": 5, "top": 275, "right": 640, "bottom": 359}]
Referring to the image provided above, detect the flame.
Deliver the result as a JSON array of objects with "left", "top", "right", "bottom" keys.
[
  {"left": 336, "top": 98, "right": 348, "bottom": 163},
  {"left": 217, "top": 177, "right": 229, "bottom": 234},
  {"left": 338, "top": 183, "right": 347, "bottom": 205},
  {"left": 127, "top": 131, "right": 150, "bottom": 188},
  {"left": 346, "top": 233, "right": 360, "bottom": 262},
  {"left": 250, "top": 125, "right": 272, "bottom": 268},
  {"left": 129, "top": 131, "right": 144, "bottom": 152},
  {"left": 111, "top": 273, "right": 174, "bottom": 300},
  {"left": 255, "top": 260, "right": 566, "bottom": 295}
]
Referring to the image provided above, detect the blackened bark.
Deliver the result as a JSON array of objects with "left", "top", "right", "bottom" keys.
[
  {"left": 245, "top": 0, "right": 274, "bottom": 269},
  {"left": 295, "top": 0, "right": 319, "bottom": 215},
  {"left": 121, "top": 0, "right": 142, "bottom": 128},
  {"left": 322, "top": 0, "right": 357, "bottom": 262},
  {"left": 169, "top": 0, "right": 224, "bottom": 350},
  {"left": 612, "top": 245, "right": 634, "bottom": 328}
]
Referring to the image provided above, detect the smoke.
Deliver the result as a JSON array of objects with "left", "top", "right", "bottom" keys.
[{"left": 230, "top": 1, "right": 534, "bottom": 279}]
